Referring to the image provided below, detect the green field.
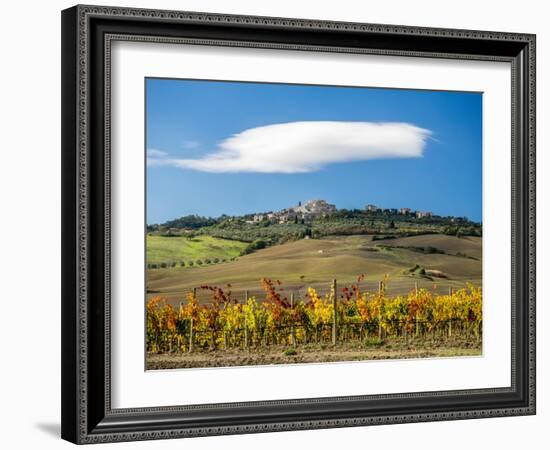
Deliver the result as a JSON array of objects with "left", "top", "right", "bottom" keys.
[
  {"left": 147, "top": 234, "right": 482, "bottom": 303},
  {"left": 146, "top": 235, "right": 248, "bottom": 265}
]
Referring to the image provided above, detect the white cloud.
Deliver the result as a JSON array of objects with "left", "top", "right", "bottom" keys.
[
  {"left": 147, "top": 121, "right": 431, "bottom": 173},
  {"left": 146, "top": 149, "right": 168, "bottom": 167},
  {"left": 182, "top": 140, "right": 200, "bottom": 149},
  {"left": 147, "top": 148, "right": 167, "bottom": 158}
]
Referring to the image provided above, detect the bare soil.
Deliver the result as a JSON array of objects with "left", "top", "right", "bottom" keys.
[{"left": 146, "top": 338, "right": 481, "bottom": 370}]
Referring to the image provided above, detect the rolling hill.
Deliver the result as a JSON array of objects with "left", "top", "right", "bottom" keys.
[
  {"left": 146, "top": 235, "right": 247, "bottom": 265},
  {"left": 147, "top": 234, "right": 482, "bottom": 305}
]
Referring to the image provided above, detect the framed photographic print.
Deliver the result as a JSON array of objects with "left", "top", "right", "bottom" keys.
[{"left": 61, "top": 4, "right": 536, "bottom": 444}]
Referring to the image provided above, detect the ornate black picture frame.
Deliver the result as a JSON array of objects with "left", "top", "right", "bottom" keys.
[{"left": 61, "top": 4, "right": 536, "bottom": 444}]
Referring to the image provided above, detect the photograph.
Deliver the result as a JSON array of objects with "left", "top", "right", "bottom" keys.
[
  {"left": 56, "top": 2, "right": 537, "bottom": 445},
  {"left": 145, "top": 78, "right": 483, "bottom": 370}
]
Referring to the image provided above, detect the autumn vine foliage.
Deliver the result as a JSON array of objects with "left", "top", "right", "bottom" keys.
[{"left": 146, "top": 277, "right": 482, "bottom": 353}]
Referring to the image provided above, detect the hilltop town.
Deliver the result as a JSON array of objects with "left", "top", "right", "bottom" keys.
[
  {"left": 149, "top": 199, "right": 480, "bottom": 250},
  {"left": 250, "top": 199, "right": 337, "bottom": 224},
  {"left": 246, "top": 199, "right": 463, "bottom": 225}
]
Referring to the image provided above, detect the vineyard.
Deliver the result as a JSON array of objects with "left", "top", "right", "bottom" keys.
[{"left": 146, "top": 276, "right": 482, "bottom": 358}]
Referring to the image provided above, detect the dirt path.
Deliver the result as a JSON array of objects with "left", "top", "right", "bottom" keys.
[{"left": 146, "top": 340, "right": 481, "bottom": 370}]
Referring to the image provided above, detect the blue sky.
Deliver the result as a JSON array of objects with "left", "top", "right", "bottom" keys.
[{"left": 146, "top": 78, "right": 482, "bottom": 224}]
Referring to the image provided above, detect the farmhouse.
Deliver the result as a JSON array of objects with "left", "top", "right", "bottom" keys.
[
  {"left": 416, "top": 211, "right": 433, "bottom": 219},
  {"left": 276, "top": 209, "right": 297, "bottom": 224}
]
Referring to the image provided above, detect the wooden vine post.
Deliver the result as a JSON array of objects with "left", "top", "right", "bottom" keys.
[
  {"left": 189, "top": 287, "right": 198, "bottom": 352},
  {"left": 188, "top": 317, "right": 194, "bottom": 353},
  {"left": 378, "top": 280, "right": 383, "bottom": 340},
  {"left": 332, "top": 279, "right": 338, "bottom": 346},
  {"left": 415, "top": 281, "right": 419, "bottom": 337},
  {"left": 244, "top": 290, "right": 249, "bottom": 349},
  {"left": 290, "top": 292, "right": 296, "bottom": 346},
  {"left": 449, "top": 286, "right": 453, "bottom": 338}
]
